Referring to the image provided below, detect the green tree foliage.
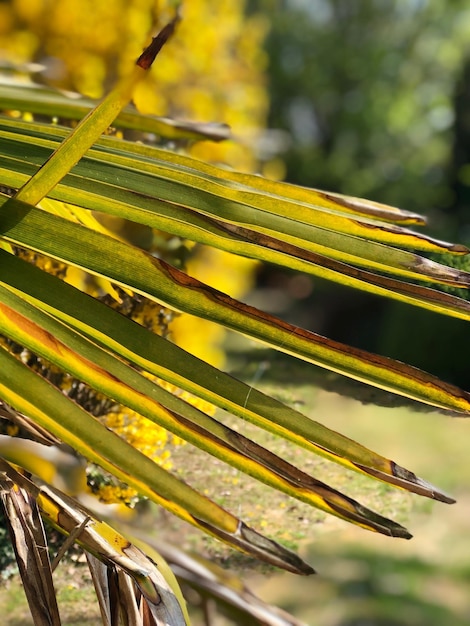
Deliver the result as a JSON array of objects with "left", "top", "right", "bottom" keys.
[
  {"left": 251, "top": 0, "right": 470, "bottom": 385},
  {"left": 252, "top": 0, "right": 470, "bottom": 225}
]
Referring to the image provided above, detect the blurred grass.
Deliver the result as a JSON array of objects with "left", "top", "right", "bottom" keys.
[
  {"left": 234, "top": 340, "right": 470, "bottom": 626},
  {"left": 0, "top": 562, "right": 103, "bottom": 625}
]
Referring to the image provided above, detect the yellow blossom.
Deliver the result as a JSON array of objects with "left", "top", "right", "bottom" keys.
[{"left": 2, "top": 0, "right": 270, "bottom": 500}]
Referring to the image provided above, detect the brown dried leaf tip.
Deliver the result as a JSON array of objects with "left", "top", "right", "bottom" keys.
[{"left": 136, "top": 13, "right": 181, "bottom": 70}]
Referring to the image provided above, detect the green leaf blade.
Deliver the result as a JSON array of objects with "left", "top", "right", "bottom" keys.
[
  {"left": 0, "top": 341, "right": 316, "bottom": 574},
  {"left": 0, "top": 252, "right": 456, "bottom": 506},
  {"left": 2, "top": 198, "right": 469, "bottom": 416}
]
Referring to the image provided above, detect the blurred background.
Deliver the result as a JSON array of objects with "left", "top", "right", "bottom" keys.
[
  {"left": 2, "top": 1, "right": 470, "bottom": 624},
  {"left": 247, "top": 0, "right": 470, "bottom": 390}
]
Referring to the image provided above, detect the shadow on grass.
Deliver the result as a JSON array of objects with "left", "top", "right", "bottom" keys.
[
  {"left": 254, "top": 542, "right": 470, "bottom": 626},
  {"left": 226, "top": 346, "right": 438, "bottom": 413}
]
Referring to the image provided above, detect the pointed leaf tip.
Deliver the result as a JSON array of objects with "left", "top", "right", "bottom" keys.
[
  {"left": 196, "top": 517, "right": 315, "bottom": 575},
  {"left": 328, "top": 498, "right": 413, "bottom": 539},
  {"left": 239, "top": 522, "right": 316, "bottom": 575},
  {"left": 356, "top": 462, "right": 456, "bottom": 504},
  {"left": 391, "top": 462, "right": 456, "bottom": 504},
  {"left": 136, "top": 13, "right": 181, "bottom": 70}
]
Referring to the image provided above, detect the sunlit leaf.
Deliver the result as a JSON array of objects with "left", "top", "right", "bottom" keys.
[
  {"left": 0, "top": 286, "right": 416, "bottom": 536},
  {"left": 0, "top": 252, "right": 453, "bottom": 505},
  {"left": 0, "top": 346, "right": 314, "bottom": 574},
  {"left": 2, "top": 117, "right": 470, "bottom": 318},
  {"left": 0, "top": 82, "right": 230, "bottom": 142},
  {"left": 0, "top": 459, "right": 189, "bottom": 625},
  {"left": 0, "top": 467, "right": 61, "bottom": 626},
  {"left": 2, "top": 197, "right": 470, "bottom": 415}
]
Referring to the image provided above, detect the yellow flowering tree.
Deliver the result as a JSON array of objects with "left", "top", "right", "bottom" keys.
[
  {"left": 0, "top": 0, "right": 266, "bottom": 500},
  {"left": 1, "top": 0, "right": 269, "bottom": 167},
  {"left": 1, "top": 0, "right": 266, "bottom": 334}
]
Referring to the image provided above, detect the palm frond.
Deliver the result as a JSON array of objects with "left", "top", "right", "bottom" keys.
[
  {"left": 0, "top": 13, "right": 469, "bottom": 624},
  {"left": 0, "top": 466, "right": 61, "bottom": 626},
  {"left": 0, "top": 458, "right": 189, "bottom": 625}
]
